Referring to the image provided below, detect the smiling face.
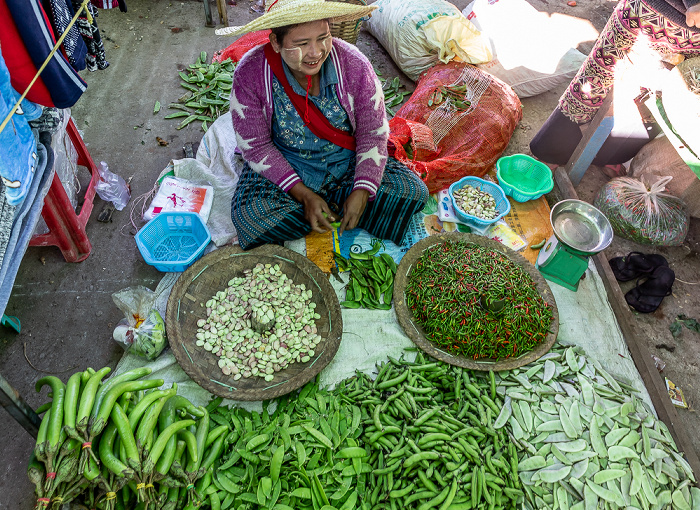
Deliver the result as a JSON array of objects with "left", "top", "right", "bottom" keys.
[{"left": 270, "top": 20, "right": 332, "bottom": 83}]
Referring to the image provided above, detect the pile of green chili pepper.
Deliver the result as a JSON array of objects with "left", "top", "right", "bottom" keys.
[
  {"left": 405, "top": 241, "right": 553, "bottom": 361},
  {"left": 334, "top": 240, "right": 398, "bottom": 310}
]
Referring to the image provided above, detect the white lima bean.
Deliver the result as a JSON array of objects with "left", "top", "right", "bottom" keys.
[
  {"left": 453, "top": 184, "right": 498, "bottom": 220},
  {"left": 195, "top": 263, "right": 322, "bottom": 382}
]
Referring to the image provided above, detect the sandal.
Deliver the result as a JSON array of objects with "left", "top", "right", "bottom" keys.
[
  {"left": 608, "top": 252, "right": 668, "bottom": 282},
  {"left": 625, "top": 266, "right": 675, "bottom": 313}
]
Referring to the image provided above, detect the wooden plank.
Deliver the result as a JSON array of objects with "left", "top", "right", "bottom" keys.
[
  {"left": 563, "top": 93, "right": 615, "bottom": 187},
  {"left": 202, "top": 0, "right": 214, "bottom": 28},
  {"left": 216, "top": 0, "right": 229, "bottom": 26},
  {"left": 554, "top": 166, "right": 700, "bottom": 480},
  {"left": 0, "top": 372, "right": 41, "bottom": 438}
]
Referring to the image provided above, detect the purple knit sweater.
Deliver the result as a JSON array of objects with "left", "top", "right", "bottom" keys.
[{"left": 229, "top": 38, "right": 389, "bottom": 199}]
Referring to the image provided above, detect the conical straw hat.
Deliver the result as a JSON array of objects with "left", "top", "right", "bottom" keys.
[{"left": 215, "top": 0, "right": 377, "bottom": 37}]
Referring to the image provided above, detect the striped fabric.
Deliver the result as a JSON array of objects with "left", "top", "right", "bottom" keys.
[{"left": 232, "top": 157, "right": 429, "bottom": 250}]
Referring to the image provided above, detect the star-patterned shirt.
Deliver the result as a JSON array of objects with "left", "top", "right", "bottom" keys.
[
  {"left": 229, "top": 39, "right": 389, "bottom": 200},
  {"left": 271, "top": 58, "right": 354, "bottom": 192}
]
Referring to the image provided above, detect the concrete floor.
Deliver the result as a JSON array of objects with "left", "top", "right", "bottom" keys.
[{"left": 2, "top": 0, "right": 699, "bottom": 507}]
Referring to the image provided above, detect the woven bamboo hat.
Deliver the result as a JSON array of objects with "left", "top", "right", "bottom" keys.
[{"left": 215, "top": 0, "right": 377, "bottom": 37}]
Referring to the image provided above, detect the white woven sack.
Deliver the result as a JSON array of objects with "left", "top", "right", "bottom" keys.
[{"left": 364, "top": 0, "right": 492, "bottom": 82}]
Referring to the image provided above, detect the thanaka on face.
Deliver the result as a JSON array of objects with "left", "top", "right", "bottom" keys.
[{"left": 270, "top": 20, "right": 332, "bottom": 85}]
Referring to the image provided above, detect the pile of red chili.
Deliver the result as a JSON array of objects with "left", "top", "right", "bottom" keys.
[{"left": 405, "top": 240, "right": 554, "bottom": 360}]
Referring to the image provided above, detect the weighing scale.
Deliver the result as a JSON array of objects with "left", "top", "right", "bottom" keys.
[{"left": 536, "top": 200, "right": 613, "bottom": 291}]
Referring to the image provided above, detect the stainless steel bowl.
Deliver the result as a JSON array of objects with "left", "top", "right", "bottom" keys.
[{"left": 550, "top": 200, "right": 613, "bottom": 255}]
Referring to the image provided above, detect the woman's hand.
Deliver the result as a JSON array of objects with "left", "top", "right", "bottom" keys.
[
  {"left": 289, "top": 182, "right": 338, "bottom": 233},
  {"left": 339, "top": 189, "right": 370, "bottom": 236},
  {"left": 688, "top": 4, "right": 700, "bottom": 27}
]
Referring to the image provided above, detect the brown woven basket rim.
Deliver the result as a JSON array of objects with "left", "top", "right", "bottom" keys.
[
  {"left": 393, "top": 233, "right": 559, "bottom": 371},
  {"left": 166, "top": 245, "right": 343, "bottom": 400},
  {"left": 329, "top": 0, "right": 365, "bottom": 43}
]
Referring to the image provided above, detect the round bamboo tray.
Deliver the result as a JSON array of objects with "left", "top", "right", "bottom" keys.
[
  {"left": 393, "top": 233, "right": 559, "bottom": 371},
  {"left": 166, "top": 245, "right": 343, "bottom": 400}
]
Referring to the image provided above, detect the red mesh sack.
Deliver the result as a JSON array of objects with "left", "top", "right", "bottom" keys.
[
  {"left": 389, "top": 62, "right": 522, "bottom": 193},
  {"left": 212, "top": 30, "right": 271, "bottom": 63}
]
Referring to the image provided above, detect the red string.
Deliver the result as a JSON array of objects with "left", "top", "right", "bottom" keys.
[
  {"left": 45, "top": 472, "right": 56, "bottom": 480},
  {"left": 304, "top": 75, "right": 312, "bottom": 124},
  {"left": 267, "top": 0, "right": 279, "bottom": 11}
]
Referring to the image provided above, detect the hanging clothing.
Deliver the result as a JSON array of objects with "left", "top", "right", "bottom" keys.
[
  {"left": 72, "top": 0, "right": 109, "bottom": 71},
  {"left": 91, "top": 0, "right": 127, "bottom": 12},
  {"left": 0, "top": 50, "right": 43, "bottom": 207},
  {"left": 41, "top": 0, "right": 87, "bottom": 71},
  {"left": 0, "top": 0, "right": 87, "bottom": 108},
  {"left": 0, "top": 130, "right": 54, "bottom": 317}
]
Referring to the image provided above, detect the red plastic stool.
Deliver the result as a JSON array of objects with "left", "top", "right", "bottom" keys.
[{"left": 29, "top": 118, "right": 98, "bottom": 262}]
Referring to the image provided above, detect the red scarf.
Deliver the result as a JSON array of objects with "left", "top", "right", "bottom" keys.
[{"left": 263, "top": 43, "right": 356, "bottom": 152}]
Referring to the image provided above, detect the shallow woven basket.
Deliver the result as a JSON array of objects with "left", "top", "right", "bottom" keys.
[
  {"left": 166, "top": 245, "right": 343, "bottom": 400},
  {"left": 393, "top": 233, "right": 559, "bottom": 371},
  {"left": 329, "top": 0, "right": 367, "bottom": 44}
]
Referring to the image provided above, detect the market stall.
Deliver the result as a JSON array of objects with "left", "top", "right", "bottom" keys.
[{"left": 7, "top": 0, "right": 700, "bottom": 508}]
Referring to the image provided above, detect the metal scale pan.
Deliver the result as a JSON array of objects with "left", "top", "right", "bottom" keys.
[{"left": 536, "top": 200, "right": 613, "bottom": 291}]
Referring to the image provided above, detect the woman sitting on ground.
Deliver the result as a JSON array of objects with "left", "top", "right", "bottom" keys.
[{"left": 216, "top": 0, "right": 429, "bottom": 250}]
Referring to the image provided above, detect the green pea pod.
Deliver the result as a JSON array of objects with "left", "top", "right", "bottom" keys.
[
  {"left": 205, "top": 425, "right": 228, "bottom": 450},
  {"left": 177, "top": 115, "right": 199, "bottom": 130},
  {"left": 530, "top": 239, "right": 546, "bottom": 250},
  {"left": 165, "top": 111, "right": 190, "bottom": 119},
  {"left": 340, "top": 301, "right": 361, "bottom": 309}
]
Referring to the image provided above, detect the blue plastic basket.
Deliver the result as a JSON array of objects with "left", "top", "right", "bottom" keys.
[
  {"left": 496, "top": 154, "right": 553, "bottom": 202},
  {"left": 136, "top": 212, "right": 211, "bottom": 272},
  {"left": 448, "top": 176, "right": 511, "bottom": 228}
]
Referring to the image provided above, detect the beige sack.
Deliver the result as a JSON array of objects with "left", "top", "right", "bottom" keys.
[{"left": 630, "top": 135, "right": 700, "bottom": 218}]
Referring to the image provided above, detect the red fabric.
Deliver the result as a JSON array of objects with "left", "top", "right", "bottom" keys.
[
  {"left": 212, "top": 30, "right": 272, "bottom": 64},
  {"left": 263, "top": 43, "right": 356, "bottom": 152},
  {"left": 388, "top": 62, "right": 522, "bottom": 193},
  {"left": 0, "top": 0, "right": 55, "bottom": 106}
]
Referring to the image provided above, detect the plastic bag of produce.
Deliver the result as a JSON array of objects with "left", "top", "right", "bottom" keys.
[
  {"left": 593, "top": 176, "right": 689, "bottom": 246},
  {"left": 364, "top": 0, "right": 491, "bottom": 81},
  {"left": 112, "top": 286, "right": 167, "bottom": 360},
  {"left": 388, "top": 62, "right": 521, "bottom": 193}
]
